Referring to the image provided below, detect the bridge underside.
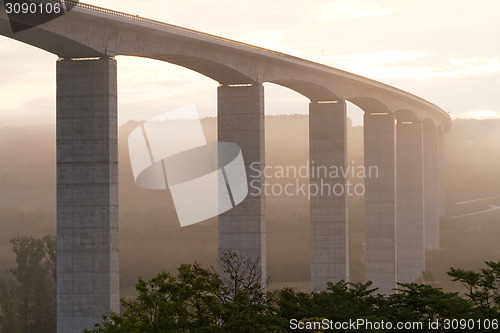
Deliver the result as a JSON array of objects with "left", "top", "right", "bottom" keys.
[
  {"left": 0, "top": 3, "right": 449, "bottom": 332},
  {"left": 53, "top": 56, "right": 444, "bottom": 332}
]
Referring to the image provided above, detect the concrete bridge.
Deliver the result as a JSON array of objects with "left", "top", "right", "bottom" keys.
[{"left": 0, "top": 1, "right": 451, "bottom": 332}]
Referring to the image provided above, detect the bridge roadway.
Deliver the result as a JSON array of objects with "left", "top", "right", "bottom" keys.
[{"left": 0, "top": 1, "right": 451, "bottom": 332}]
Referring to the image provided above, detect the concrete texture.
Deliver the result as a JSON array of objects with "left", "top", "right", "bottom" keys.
[
  {"left": 364, "top": 112, "right": 397, "bottom": 294},
  {"left": 396, "top": 120, "right": 425, "bottom": 283},
  {"left": 437, "top": 128, "right": 445, "bottom": 217},
  {"left": 56, "top": 57, "right": 119, "bottom": 333},
  {"left": 424, "top": 122, "right": 440, "bottom": 250},
  {"left": 309, "top": 101, "right": 349, "bottom": 291},
  {"left": 217, "top": 84, "right": 266, "bottom": 285}
]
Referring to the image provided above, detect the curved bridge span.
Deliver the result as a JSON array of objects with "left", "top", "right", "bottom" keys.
[
  {"left": 1, "top": 1, "right": 450, "bottom": 331},
  {"left": 0, "top": 0, "right": 450, "bottom": 127}
]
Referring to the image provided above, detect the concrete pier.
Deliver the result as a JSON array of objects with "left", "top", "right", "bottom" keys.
[
  {"left": 0, "top": 4, "right": 453, "bottom": 329},
  {"left": 396, "top": 120, "right": 425, "bottom": 283},
  {"left": 217, "top": 84, "right": 266, "bottom": 284},
  {"left": 437, "top": 127, "right": 445, "bottom": 217},
  {"left": 309, "top": 100, "right": 349, "bottom": 291},
  {"left": 56, "top": 57, "right": 119, "bottom": 332},
  {"left": 424, "top": 121, "right": 439, "bottom": 250},
  {"left": 364, "top": 112, "right": 397, "bottom": 294}
]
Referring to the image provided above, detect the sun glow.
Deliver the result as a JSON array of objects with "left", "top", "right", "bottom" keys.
[{"left": 463, "top": 110, "right": 500, "bottom": 119}]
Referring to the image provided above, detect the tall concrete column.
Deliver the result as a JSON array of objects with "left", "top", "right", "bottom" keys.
[
  {"left": 396, "top": 120, "right": 425, "bottom": 283},
  {"left": 56, "top": 57, "right": 119, "bottom": 332},
  {"left": 364, "top": 112, "right": 396, "bottom": 294},
  {"left": 437, "top": 127, "right": 445, "bottom": 217},
  {"left": 424, "top": 122, "right": 439, "bottom": 250},
  {"left": 309, "top": 100, "right": 349, "bottom": 291},
  {"left": 217, "top": 83, "right": 266, "bottom": 284}
]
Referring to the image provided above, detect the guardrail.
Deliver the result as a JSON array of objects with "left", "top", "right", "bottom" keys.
[{"left": 49, "top": 0, "right": 284, "bottom": 57}]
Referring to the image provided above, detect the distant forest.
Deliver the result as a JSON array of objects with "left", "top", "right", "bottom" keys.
[{"left": 1, "top": 117, "right": 500, "bottom": 295}]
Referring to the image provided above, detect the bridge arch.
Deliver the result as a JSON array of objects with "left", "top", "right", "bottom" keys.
[
  {"left": 423, "top": 117, "right": 438, "bottom": 130},
  {"left": 0, "top": 3, "right": 451, "bottom": 131},
  {"left": 133, "top": 54, "right": 254, "bottom": 84},
  {"left": 395, "top": 109, "right": 420, "bottom": 123},
  {"left": 268, "top": 79, "right": 340, "bottom": 102},
  {"left": 349, "top": 96, "right": 392, "bottom": 115}
]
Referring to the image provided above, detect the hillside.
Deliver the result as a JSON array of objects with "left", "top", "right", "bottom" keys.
[{"left": 0, "top": 117, "right": 499, "bottom": 293}]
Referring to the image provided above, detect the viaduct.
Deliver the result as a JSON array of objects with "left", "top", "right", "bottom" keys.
[{"left": 0, "top": 1, "right": 451, "bottom": 332}]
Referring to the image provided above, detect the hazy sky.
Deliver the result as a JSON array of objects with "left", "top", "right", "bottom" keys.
[{"left": 1, "top": 0, "right": 499, "bottom": 127}]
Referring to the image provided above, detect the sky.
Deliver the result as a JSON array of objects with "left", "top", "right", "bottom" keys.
[{"left": 1, "top": 0, "right": 500, "bottom": 127}]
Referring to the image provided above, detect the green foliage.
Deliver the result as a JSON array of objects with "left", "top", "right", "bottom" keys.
[
  {"left": 88, "top": 259, "right": 500, "bottom": 332},
  {"left": 278, "top": 281, "right": 383, "bottom": 332},
  {"left": 2, "top": 238, "right": 498, "bottom": 333},
  {"left": 0, "top": 235, "right": 56, "bottom": 333},
  {"left": 87, "top": 253, "right": 499, "bottom": 333},
  {"left": 87, "top": 271, "right": 188, "bottom": 333},
  {"left": 0, "top": 280, "right": 20, "bottom": 333},
  {"left": 448, "top": 261, "right": 500, "bottom": 317},
  {"left": 86, "top": 252, "right": 281, "bottom": 333},
  {"left": 215, "top": 252, "right": 281, "bottom": 332},
  {"left": 384, "top": 283, "right": 475, "bottom": 331}
]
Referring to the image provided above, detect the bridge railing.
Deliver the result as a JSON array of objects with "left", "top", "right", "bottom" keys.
[{"left": 48, "top": 0, "right": 284, "bottom": 57}]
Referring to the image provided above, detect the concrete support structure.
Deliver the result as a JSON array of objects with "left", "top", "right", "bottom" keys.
[
  {"left": 364, "top": 112, "right": 396, "bottom": 294},
  {"left": 396, "top": 120, "right": 425, "bottom": 283},
  {"left": 0, "top": 4, "right": 452, "bottom": 327},
  {"left": 309, "top": 100, "right": 349, "bottom": 291},
  {"left": 56, "top": 57, "right": 119, "bottom": 332},
  {"left": 217, "top": 84, "right": 266, "bottom": 284},
  {"left": 424, "top": 123, "right": 439, "bottom": 250},
  {"left": 437, "top": 128, "right": 445, "bottom": 217}
]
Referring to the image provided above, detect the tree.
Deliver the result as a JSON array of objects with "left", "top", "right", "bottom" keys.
[
  {"left": 86, "top": 252, "right": 281, "bottom": 333},
  {"left": 87, "top": 271, "right": 189, "bottom": 333},
  {"left": 0, "top": 279, "right": 21, "bottom": 333},
  {"left": 384, "top": 283, "right": 475, "bottom": 332},
  {"left": 87, "top": 257, "right": 500, "bottom": 332},
  {"left": 177, "top": 262, "right": 224, "bottom": 330},
  {"left": 449, "top": 261, "right": 500, "bottom": 318},
  {"left": 214, "top": 252, "right": 280, "bottom": 332},
  {"left": 8, "top": 236, "right": 56, "bottom": 333},
  {"left": 277, "top": 281, "right": 383, "bottom": 333}
]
